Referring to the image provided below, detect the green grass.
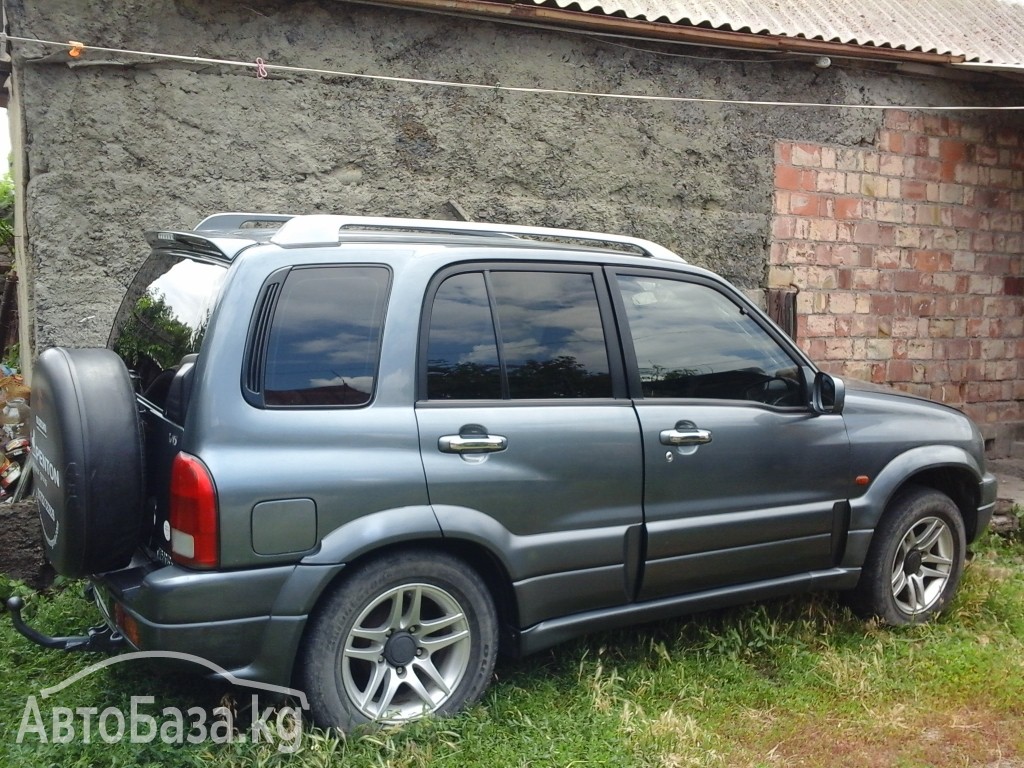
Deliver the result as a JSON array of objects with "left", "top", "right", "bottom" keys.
[{"left": 3, "top": 529, "right": 1024, "bottom": 767}]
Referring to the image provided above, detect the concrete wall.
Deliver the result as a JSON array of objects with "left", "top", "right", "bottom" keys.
[{"left": 5, "top": 0, "right": 1022, "bottom": 437}]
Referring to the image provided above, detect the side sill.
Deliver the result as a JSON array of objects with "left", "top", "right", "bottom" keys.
[{"left": 514, "top": 567, "right": 861, "bottom": 657}]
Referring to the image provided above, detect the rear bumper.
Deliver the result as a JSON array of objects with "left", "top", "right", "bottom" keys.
[{"left": 91, "top": 553, "right": 344, "bottom": 688}]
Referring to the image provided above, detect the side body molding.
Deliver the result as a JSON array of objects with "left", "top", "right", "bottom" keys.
[
  {"left": 431, "top": 504, "right": 631, "bottom": 583},
  {"left": 432, "top": 504, "right": 640, "bottom": 627}
]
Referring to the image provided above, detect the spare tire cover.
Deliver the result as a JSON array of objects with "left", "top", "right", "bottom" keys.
[{"left": 32, "top": 347, "right": 144, "bottom": 577}]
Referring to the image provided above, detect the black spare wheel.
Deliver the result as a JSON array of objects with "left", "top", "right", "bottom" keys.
[{"left": 32, "top": 347, "right": 145, "bottom": 577}]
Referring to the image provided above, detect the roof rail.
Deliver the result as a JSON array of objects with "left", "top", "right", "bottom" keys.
[
  {"left": 194, "top": 212, "right": 295, "bottom": 234},
  {"left": 269, "top": 215, "right": 686, "bottom": 262}
]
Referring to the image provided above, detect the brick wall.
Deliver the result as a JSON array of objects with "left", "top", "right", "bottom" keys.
[{"left": 770, "top": 110, "right": 1024, "bottom": 445}]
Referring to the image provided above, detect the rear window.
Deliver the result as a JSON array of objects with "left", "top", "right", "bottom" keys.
[{"left": 109, "top": 253, "right": 228, "bottom": 393}]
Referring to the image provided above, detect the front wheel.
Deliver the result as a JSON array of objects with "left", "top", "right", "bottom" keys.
[
  {"left": 300, "top": 550, "right": 498, "bottom": 730},
  {"left": 849, "top": 486, "right": 966, "bottom": 625}
]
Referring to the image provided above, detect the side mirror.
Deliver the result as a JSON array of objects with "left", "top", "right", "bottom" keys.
[{"left": 811, "top": 371, "right": 845, "bottom": 415}]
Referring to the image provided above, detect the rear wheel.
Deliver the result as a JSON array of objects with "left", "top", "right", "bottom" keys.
[
  {"left": 300, "top": 550, "right": 498, "bottom": 730},
  {"left": 849, "top": 486, "right": 966, "bottom": 625}
]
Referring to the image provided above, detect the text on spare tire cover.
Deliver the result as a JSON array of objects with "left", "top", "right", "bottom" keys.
[
  {"left": 32, "top": 424, "right": 62, "bottom": 547},
  {"left": 31, "top": 431, "right": 62, "bottom": 489}
]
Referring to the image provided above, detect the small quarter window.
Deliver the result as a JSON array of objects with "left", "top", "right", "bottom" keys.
[
  {"left": 264, "top": 266, "right": 389, "bottom": 406},
  {"left": 426, "top": 273, "right": 502, "bottom": 400}
]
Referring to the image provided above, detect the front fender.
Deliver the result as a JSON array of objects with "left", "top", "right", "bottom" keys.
[{"left": 842, "top": 444, "right": 983, "bottom": 568}]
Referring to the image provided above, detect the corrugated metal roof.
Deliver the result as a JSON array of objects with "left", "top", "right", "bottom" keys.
[{"left": 534, "top": 0, "right": 1024, "bottom": 66}]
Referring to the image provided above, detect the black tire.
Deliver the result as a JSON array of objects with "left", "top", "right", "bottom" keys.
[
  {"left": 32, "top": 347, "right": 144, "bottom": 577},
  {"left": 300, "top": 550, "right": 498, "bottom": 730},
  {"left": 848, "top": 485, "right": 966, "bottom": 625}
]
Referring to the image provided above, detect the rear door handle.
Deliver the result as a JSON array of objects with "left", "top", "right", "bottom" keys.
[
  {"left": 660, "top": 420, "right": 712, "bottom": 446},
  {"left": 438, "top": 424, "right": 508, "bottom": 454}
]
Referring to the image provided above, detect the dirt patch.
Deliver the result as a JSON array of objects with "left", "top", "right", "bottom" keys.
[
  {"left": 753, "top": 706, "right": 1024, "bottom": 768},
  {"left": 990, "top": 459, "right": 1024, "bottom": 481},
  {"left": 0, "top": 499, "right": 55, "bottom": 590}
]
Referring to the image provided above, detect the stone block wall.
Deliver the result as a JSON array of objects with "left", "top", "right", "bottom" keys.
[{"left": 770, "top": 110, "right": 1024, "bottom": 444}]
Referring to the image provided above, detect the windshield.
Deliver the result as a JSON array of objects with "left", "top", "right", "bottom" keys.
[{"left": 108, "top": 252, "right": 228, "bottom": 392}]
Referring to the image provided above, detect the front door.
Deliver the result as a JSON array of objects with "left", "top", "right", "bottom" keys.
[{"left": 611, "top": 270, "right": 851, "bottom": 601}]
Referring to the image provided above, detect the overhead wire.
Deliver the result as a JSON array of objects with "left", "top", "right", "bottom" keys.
[{"left": 1, "top": 32, "right": 1021, "bottom": 111}]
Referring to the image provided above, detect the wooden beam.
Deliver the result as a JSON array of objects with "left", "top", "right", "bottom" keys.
[{"left": 359, "top": 0, "right": 965, "bottom": 66}]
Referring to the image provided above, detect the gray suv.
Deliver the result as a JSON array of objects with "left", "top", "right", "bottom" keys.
[{"left": 14, "top": 214, "right": 998, "bottom": 729}]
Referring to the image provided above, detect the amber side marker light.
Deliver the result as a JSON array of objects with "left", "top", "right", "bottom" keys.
[
  {"left": 855, "top": 475, "right": 871, "bottom": 486},
  {"left": 114, "top": 604, "right": 142, "bottom": 648}
]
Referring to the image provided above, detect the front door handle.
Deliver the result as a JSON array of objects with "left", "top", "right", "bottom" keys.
[
  {"left": 438, "top": 424, "right": 508, "bottom": 454},
  {"left": 660, "top": 420, "right": 713, "bottom": 446}
]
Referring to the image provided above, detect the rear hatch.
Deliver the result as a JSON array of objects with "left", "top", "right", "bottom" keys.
[{"left": 107, "top": 245, "right": 230, "bottom": 561}]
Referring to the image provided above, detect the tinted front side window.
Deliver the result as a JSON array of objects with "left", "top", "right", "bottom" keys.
[
  {"left": 617, "top": 275, "right": 802, "bottom": 404},
  {"left": 426, "top": 270, "right": 611, "bottom": 400},
  {"left": 264, "top": 266, "right": 389, "bottom": 406}
]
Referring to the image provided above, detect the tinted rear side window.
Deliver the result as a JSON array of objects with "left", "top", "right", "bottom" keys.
[
  {"left": 425, "top": 269, "right": 612, "bottom": 400},
  {"left": 263, "top": 266, "right": 390, "bottom": 406},
  {"left": 490, "top": 271, "right": 611, "bottom": 399},
  {"left": 426, "top": 272, "right": 502, "bottom": 400}
]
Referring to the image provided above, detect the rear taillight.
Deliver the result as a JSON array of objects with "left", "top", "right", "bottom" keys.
[{"left": 169, "top": 452, "right": 219, "bottom": 568}]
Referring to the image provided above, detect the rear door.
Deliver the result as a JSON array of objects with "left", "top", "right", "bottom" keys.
[
  {"left": 415, "top": 265, "right": 644, "bottom": 627},
  {"left": 611, "top": 270, "right": 852, "bottom": 601}
]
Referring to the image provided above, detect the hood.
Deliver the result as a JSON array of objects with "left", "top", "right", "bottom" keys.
[
  {"left": 840, "top": 377, "right": 987, "bottom": 474},
  {"left": 843, "top": 378, "right": 966, "bottom": 415}
]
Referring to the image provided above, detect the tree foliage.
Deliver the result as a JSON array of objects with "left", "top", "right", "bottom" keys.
[
  {"left": 112, "top": 291, "right": 199, "bottom": 373},
  {"left": 0, "top": 169, "right": 13, "bottom": 251}
]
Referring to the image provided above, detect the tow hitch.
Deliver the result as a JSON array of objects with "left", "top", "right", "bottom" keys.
[{"left": 5, "top": 594, "right": 126, "bottom": 653}]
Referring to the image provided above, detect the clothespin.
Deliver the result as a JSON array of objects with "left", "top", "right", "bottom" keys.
[{"left": 68, "top": 40, "right": 85, "bottom": 59}]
